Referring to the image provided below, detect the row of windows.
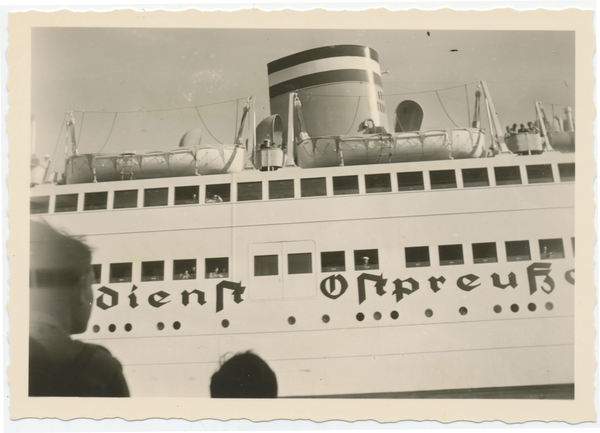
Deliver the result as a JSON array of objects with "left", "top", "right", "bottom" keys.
[
  {"left": 93, "top": 238, "right": 573, "bottom": 284},
  {"left": 31, "top": 163, "right": 575, "bottom": 214}
]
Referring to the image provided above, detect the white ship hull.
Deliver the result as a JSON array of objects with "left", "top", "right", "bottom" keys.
[{"left": 31, "top": 151, "right": 575, "bottom": 398}]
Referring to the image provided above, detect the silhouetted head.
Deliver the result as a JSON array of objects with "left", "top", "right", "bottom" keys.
[
  {"left": 210, "top": 352, "right": 277, "bottom": 398},
  {"left": 30, "top": 220, "right": 93, "bottom": 334}
]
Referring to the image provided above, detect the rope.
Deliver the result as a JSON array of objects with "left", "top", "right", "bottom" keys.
[
  {"left": 395, "top": 113, "right": 404, "bottom": 132},
  {"left": 385, "top": 82, "right": 478, "bottom": 97},
  {"left": 343, "top": 96, "right": 362, "bottom": 135},
  {"left": 77, "top": 111, "right": 85, "bottom": 146},
  {"left": 70, "top": 96, "right": 247, "bottom": 115},
  {"left": 235, "top": 98, "right": 239, "bottom": 142},
  {"left": 435, "top": 91, "right": 459, "bottom": 128},
  {"left": 97, "top": 113, "right": 119, "bottom": 153},
  {"left": 195, "top": 107, "right": 223, "bottom": 144},
  {"left": 464, "top": 85, "right": 471, "bottom": 126}
]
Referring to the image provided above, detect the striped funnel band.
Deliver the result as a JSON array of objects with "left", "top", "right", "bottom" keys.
[{"left": 268, "top": 45, "right": 383, "bottom": 99}]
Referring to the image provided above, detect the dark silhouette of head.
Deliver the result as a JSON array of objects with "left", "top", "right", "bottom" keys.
[
  {"left": 210, "top": 352, "right": 277, "bottom": 398},
  {"left": 30, "top": 220, "right": 93, "bottom": 334}
]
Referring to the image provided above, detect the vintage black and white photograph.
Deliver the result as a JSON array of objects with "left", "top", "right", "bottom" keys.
[{"left": 9, "top": 8, "right": 596, "bottom": 423}]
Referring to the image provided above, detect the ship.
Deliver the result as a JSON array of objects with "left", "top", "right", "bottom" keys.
[{"left": 30, "top": 45, "right": 575, "bottom": 398}]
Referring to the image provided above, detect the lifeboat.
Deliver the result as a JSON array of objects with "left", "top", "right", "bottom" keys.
[
  {"left": 296, "top": 128, "right": 485, "bottom": 168},
  {"left": 64, "top": 145, "right": 246, "bottom": 184}
]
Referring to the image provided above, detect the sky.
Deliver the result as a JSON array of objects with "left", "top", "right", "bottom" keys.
[{"left": 31, "top": 28, "right": 575, "bottom": 173}]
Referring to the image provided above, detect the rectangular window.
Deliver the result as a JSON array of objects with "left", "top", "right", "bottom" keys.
[
  {"left": 539, "top": 239, "right": 565, "bottom": 259},
  {"left": 354, "top": 249, "right": 379, "bottom": 270},
  {"left": 439, "top": 244, "right": 464, "bottom": 266},
  {"left": 472, "top": 242, "right": 498, "bottom": 264},
  {"left": 494, "top": 166, "right": 522, "bottom": 186},
  {"left": 206, "top": 183, "right": 230, "bottom": 203},
  {"left": 238, "top": 181, "right": 262, "bottom": 201},
  {"left": 206, "top": 257, "right": 229, "bottom": 278},
  {"left": 301, "top": 177, "right": 327, "bottom": 197},
  {"left": 288, "top": 253, "right": 312, "bottom": 274},
  {"left": 321, "top": 251, "right": 345, "bottom": 272},
  {"left": 333, "top": 175, "right": 359, "bottom": 195},
  {"left": 141, "top": 261, "right": 164, "bottom": 281},
  {"left": 397, "top": 171, "right": 424, "bottom": 191},
  {"left": 506, "top": 240, "right": 531, "bottom": 262},
  {"left": 174, "top": 259, "right": 196, "bottom": 280},
  {"left": 269, "top": 179, "right": 294, "bottom": 200},
  {"left": 144, "top": 188, "right": 168, "bottom": 207},
  {"left": 405, "top": 246, "right": 430, "bottom": 268},
  {"left": 462, "top": 168, "right": 490, "bottom": 188},
  {"left": 114, "top": 189, "right": 138, "bottom": 209},
  {"left": 365, "top": 173, "right": 391, "bottom": 193},
  {"left": 526, "top": 164, "right": 554, "bottom": 184},
  {"left": 31, "top": 196, "right": 50, "bottom": 214},
  {"left": 558, "top": 163, "right": 575, "bottom": 182},
  {"left": 84, "top": 191, "right": 108, "bottom": 211},
  {"left": 91, "top": 264, "right": 101, "bottom": 284},
  {"left": 175, "top": 185, "right": 199, "bottom": 205},
  {"left": 254, "top": 255, "right": 278, "bottom": 276},
  {"left": 109, "top": 262, "right": 132, "bottom": 283},
  {"left": 55, "top": 193, "right": 78, "bottom": 213},
  {"left": 430, "top": 170, "right": 457, "bottom": 189}
]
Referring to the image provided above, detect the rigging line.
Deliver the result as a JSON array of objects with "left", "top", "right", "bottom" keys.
[
  {"left": 97, "top": 112, "right": 119, "bottom": 154},
  {"left": 77, "top": 111, "right": 85, "bottom": 146},
  {"left": 343, "top": 96, "right": 362, "bottom": 135},
  {"left": 464, "top": 84, "right": 471, "bottom": 126},
  {"left": 235, "top": 98, "right": 239, "bottom": 143},
  {"left": 194, "top": 106, "right": 223, "bottom": 144},
  {"left": 70, "top": 96, "right": 247, "bottom": 115},
  {"left": 385, "top": 83, "right": 479, "bottom": 97},
  {"left": 435, "top": 90, "right": 460, "bottom": 128}
]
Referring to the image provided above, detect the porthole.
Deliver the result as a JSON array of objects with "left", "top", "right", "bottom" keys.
[
  {"left": 173, "top": 321, "right": 181, "bottom": 330},
  {"left": 545, "top": 302, "right": 554, "bottom": 311},
  {"left": 108, "top": 324, "right": 116, "bottom": 333},
  {"left": 356, "top": 312, "right": 365, "bottom": 322},
  {"left": 493, "top": 305, "right": 502, "bottom": 314},
  {"left": 322, "top": 315, "right": 330, "bottom": 323},
  {"left": 390, "top": 310, "right": 399, "bottom": 320},
  {"left": 528, "top": 303, "right": 537, "bottom": 312},
  {"left": 221, "top": 319, "right": 230, "bottom": 328},
  {"left": 92, "top": 325, "right": 100, "bottom": 333},
  {"left": 510, "top": 304, "right": 519, "bottom": 313},
  {"left": 459, "top": 307, "right": 468, "bottom": 316},
  {"left": 124, "top": 323, "right": 132, "bottom": 332},
  {"left": 373, "top": 312, "right": 382, "bottom": 321},
  {"left": 425, "top": 309, "right": 433, "bottom": 318},
  {"left": 288, "top": 316, "right": 296, "bottom": 325},
  {"left": 157, "top": 322, "right": 165, "bottom": 330}
]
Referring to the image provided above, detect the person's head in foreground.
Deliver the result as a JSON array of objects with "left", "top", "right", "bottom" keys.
[
  {"left": 210, "top": 352, "right": 278, "bottom": 398},
  {"left": 30, "top": 220, "right": 94, "bottom": 334}
]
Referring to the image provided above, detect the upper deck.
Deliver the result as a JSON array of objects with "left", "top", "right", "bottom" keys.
[{"left": 31, "top": 151, "right": 575, "bottom": 228}]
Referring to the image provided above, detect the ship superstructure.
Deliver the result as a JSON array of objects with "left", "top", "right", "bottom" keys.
[{"left": 30, "top": 45, "right": 575, "bottom": 398}]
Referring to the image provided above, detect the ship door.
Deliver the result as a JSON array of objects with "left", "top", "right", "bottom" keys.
[{"left": 249, "top": 241, "right": 316, "bottom": 301}]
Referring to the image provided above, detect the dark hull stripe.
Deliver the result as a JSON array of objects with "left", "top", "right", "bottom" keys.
[
  {"left": 269, "top": 69, "right": 382, "bottom": 99},
  {"left": 268, "top": 45, "right": 379, "bottom": 74}
]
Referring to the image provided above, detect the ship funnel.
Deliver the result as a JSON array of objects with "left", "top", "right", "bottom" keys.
[{"left": 267, "top": 45, "right": 389, "bottom": 137}]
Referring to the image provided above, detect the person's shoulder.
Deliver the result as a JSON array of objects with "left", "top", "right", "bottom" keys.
[{"left": 76, "top": 341, "right": 123, "bottom": 367}]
